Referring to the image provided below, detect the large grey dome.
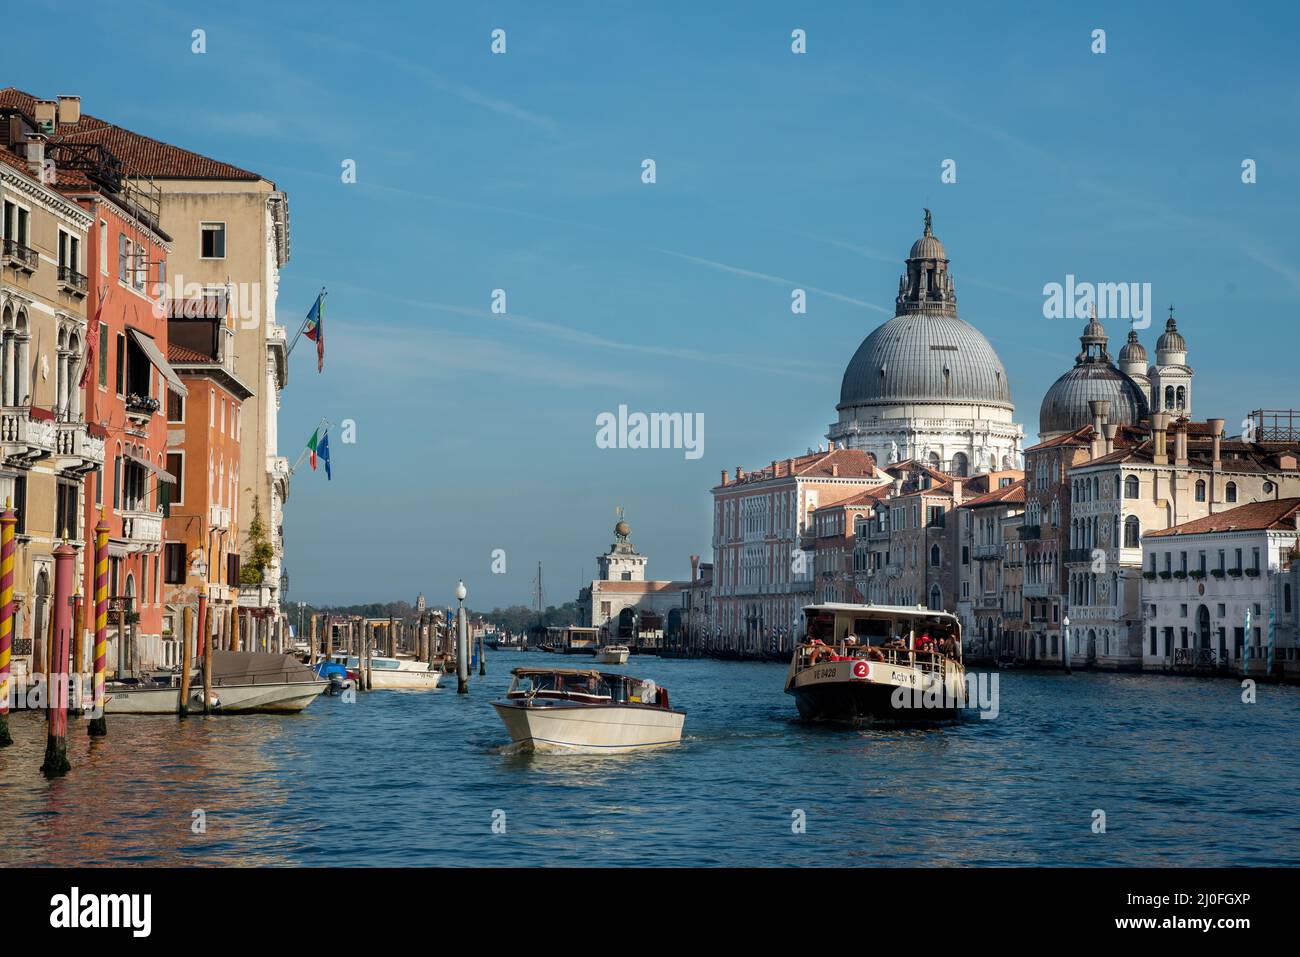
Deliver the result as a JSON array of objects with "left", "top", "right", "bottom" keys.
[
  {"left": 839, "top": 314, "right": 1013, "bottom": 408},
  {"left": 1039, "top": 319, "right": 1149, "bottom": 437}
]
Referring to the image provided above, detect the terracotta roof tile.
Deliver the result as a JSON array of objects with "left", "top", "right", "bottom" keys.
[
  {"left": 167, "top": 343, "right": 211, "bottom": 364},
  {"left": 1145, "top": 498, "right": 1300, "bottom": 537},
  {"left": 1, "top": 88, "right": 264, "bottom": 182}
]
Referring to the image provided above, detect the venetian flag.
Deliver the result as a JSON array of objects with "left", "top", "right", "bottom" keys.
[
  {"left": 304, "top": 293, "right": 325, "bottom": 372},
  {"left": 307, "top": 428, "right": 331, "bottom": 480},
  {"left": 79, "top": 289, "right": 109, "bottom": 387}
]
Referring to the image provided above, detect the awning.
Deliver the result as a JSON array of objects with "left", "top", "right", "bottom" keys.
[
  {"left": 124, "top": 451, "right": 177, "bottom": 484},
  {"left": 127, "top": 328, "right": 189, "bottom": 397}
]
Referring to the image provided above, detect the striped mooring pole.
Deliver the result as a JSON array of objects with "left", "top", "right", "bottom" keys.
[
  {"left": 41, "top": 535, "right": 76, "bottom": 776},
  {"left": 88, "top": 510, "right": 110, "bottom": 737},
  {"left": 0, "top": 499, "right": 16, "bottom": 747}
]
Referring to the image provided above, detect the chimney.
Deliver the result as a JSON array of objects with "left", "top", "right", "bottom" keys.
[
  {"left": 828, "top": 439, "right": 836, "bottom": 451},
  {"left": 33, "top": 100, "right": 56, "bottom": 131},
  {"left": 771, "top": 459, "right": 778, "bottom": 477},
  {"left": 831, "top": 464, "right": 840, "bottom": 477},
  {"left": 785, "top": 457, "right": 794, "bottom": 473},
  {"left": 1173, "top": 422, "right": 1188, "bottom": 467},
  {"left": 735, "top": 466, "right": 745, "bottom": 482},
  {"left": 1208, "top": 418, "right": 1224, "bottom": 469},
  {"left": 57, "top": 95, "right": 81, "bottom": 126},
  {"left": 1089, "top": 399, "right": 1110, "bottom": 458},
  {"left": 1152, "top": 412, "right": 1170, "bottom": 466},
  {"left": 24, "top": 133, "right": 46, "bottom": 179},
  {"left": 1103, "top": 423, "right": 1118, "bottom": 456},
  {"left": 690, "top": 554, "right": 700, "bottom": 580},
  {"left": 719, "top": 470, "right": 728, "bottom": 487},
  {"left": 893, "top": 478, "right": 904, "bottom": 495},
  {"left": 952, "top": 478, "right": 962, "bottom": 504}
]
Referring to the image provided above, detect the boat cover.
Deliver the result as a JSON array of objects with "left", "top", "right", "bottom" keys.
[{"left": 209, "top": 651, "right": 318, "bottom": 683}]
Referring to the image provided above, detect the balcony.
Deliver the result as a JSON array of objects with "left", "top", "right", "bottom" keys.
[
  {"left": 121, "top": 509, "right": 163, "bottom": 550},
  {"left": 0, "top": 408, "right": 56, "bottom": 462},
  {"left": 1, "top": 238, "right": 38, "bottom": 273},
  {"left": 972, "top": 543, "right": 1003, "bottom": 560},
  {"left": 209, "top": 505, "right": 232, "bottom": 530},
  {"left": 1019, "top": 525, "right": 1042, "bottom": 540},
  {"left": 1064, "top": 548, "right": 1094, "bottom": 565},
  {"left": 125, "top": 393, "right": 160, "bottom": 421},
  {"left": 1024, "top": 581, "right": 1052, "bottom": 598},
  {"left": 57, "top": 264, "right": 88, "bottom": 298},
  {"left": 54, "top": 421, "right": 105, "bottom": 473}
]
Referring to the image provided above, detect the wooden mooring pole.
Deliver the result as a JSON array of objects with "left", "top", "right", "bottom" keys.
[
  {"left": 87, "top": 512, "right": 109, "bottom": 737},
  {"left": 0, "top": 501, "right": 16, "bottom": 747},
  {"left": 180, "top": 605, "right": 193, "bottom": 718}
]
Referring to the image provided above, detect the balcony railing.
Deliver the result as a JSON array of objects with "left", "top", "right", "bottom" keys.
[
  {"left": 1019, "top": 525, "right": 1042, "bottom": 540},
  {"left": 0, "top": 408, "right": 56, "bottom": 459},
  {"left": 209, "top": 505, "right": 232, "bottom": 530},
  {"left": 55, "top": 421, "right": 105, "bottom": 471},
  {"left": 57, "top": 264, "right": 88, "bottom": 297},
  {"left": 125, "top": 394, "right": 160, "bottom": 419},
  {"left": 1064, "top": 548, "right": 1094, "bottom": 565},
  {"left": 972, "top": 543, "right": 1003, "bottom": 560},
  {"left": 1024, "top": 581, "right": 1052, "bottom": 598},
  {"left": 121, "top": 510, "right": 163, "bottom": 546},
  {"left": 2, "top": 238, "right": 38, "bottom": 273}
]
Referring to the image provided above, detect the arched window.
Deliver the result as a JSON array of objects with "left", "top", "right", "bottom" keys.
[
  {"left": 1226, "top": 481, "right": 1238, "bottom": 503},
  {"left": 1165, "top": 385, "right": 1175, "bottom": 409},
  {"left": 928, "top": 584, "right": 942, "bottom": 611},
  {"left": 1125, "top": 475, "right": 1139, "bottom": 499},
  {"left": 1195, "top": 480, "right": 1206, "bottom": 502},
  {"left": 1176, "top": 386, "right": 1186, "bottom": 409},
  {"left": 950, "top": 452, "right": 969, "bottom": 477},
  {"left": 1124, "top": 515, "right": 1140, "bottom": 548},
  {"left": 930, "top": 545, "right": 941, "bottom": 567}
]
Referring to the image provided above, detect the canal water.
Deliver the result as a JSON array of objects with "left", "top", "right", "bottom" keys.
[{"left": 2, "top": 651, "right": 1297, "bottom": 866}]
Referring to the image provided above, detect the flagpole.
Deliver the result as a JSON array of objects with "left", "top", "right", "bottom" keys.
[
  {"left": 286, "top": 288, "right": 327, "bottom": 358},
  {"left": 289, "top": 417, "right": 332, "bottom": 476}
]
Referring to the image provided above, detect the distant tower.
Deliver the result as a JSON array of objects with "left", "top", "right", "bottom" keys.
[
  {"left": 1117, "top": 327, "right": 1149, "bottom": 395},
  {"left": 1149, "top": 306, "right": 1193, "bottom": 418},
  {"left": 597, "top": 506, "right": 648, "bottom": 582},
  {"left": 415, "top": 592, "right": 426, "bottom": 613}
]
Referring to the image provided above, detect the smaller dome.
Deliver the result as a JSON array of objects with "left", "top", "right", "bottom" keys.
[
  {"left": 1118, "top": 329, "right": 1147, "bottom": 363},
  {"left": 909, "top": 233, "right": 947, "bottom": 260},
  {"left": 614, "top": 520, "right": 630, "bottom": 539},
  {"left": 1157, "top": 314, "right": 1186, "bottom": 354}
]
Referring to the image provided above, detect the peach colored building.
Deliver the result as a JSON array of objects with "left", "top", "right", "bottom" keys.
[{"left": 161, "top": 295, "right": 250, "bottom": 644}]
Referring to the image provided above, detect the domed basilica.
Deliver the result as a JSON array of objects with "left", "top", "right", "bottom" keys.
[
  {"left": 1038, "top": 307, "right": 1193, "bottom": 441},
  {"left": 827, "top": 211, "right": 1024, "bottom": 475}
]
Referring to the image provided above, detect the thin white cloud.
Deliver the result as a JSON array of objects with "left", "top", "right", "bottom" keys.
[{"left": 655, "top": 249, "right": 890, "bottom": 313}]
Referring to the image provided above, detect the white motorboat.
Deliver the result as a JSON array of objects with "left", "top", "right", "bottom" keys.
[
  {"left": 594, "top": 644, "right": 630, "bottom": 664},
  {"left": 492, "top": 667, "right": 685, "bottom": 754},
  {"left": 104, "top": 651, "right": 327, "bottom": 715},
  {"left": 346, "top": 654, "right": 441, "bottom": 690},
  {"left": 785, "top": 603, "right": 967, "bottom": 724}
]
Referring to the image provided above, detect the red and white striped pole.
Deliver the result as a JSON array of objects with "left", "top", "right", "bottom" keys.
[
  {"left": 88, "top": 510, "right": 110, "bottom": 737},
  {"left": 41, "top": 534, "right": 76, "bottom": 776},
  {"left": 0, "top": 499, "right": 16, "bottom": 747}
]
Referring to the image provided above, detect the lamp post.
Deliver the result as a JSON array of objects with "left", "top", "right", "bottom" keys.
[
  {"left": 1062, "top": 614, "right": 1071, "bottom": 674},
  {"left": 455, "top": 580, "right": 469, "bottom": 694}
]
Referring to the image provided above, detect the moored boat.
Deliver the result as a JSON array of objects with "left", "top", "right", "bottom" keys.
[
  {"left": 346, "top": 654, "right": 441, "bottom": 690},
  {"left": 594, "top": 644, "right": 629, "bottom": 664},
  {"left": 492, "top": 667, "right": 685, "bottom": 753},
  {"left": 784, "top": 603, "right": 967, "bottom": 724},
  {"left": 105, "top": 651, "right": 328, "bottom": 714}
]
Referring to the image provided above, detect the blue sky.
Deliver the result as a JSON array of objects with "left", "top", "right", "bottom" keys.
[{"left": 13, "top": 0, "right": 1300, "bottom": 608}]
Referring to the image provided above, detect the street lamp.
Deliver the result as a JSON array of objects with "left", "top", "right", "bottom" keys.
[
  {"left": 455, "top": 580, "right": 468, "bottom": 693},
  {"left": 1062, "top": 614, "right": 1071, "bottom": 674}
]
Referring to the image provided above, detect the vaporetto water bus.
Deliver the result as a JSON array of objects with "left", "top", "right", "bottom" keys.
[{"left": 784, "top": 603, "right": 967, "bottom": 723}]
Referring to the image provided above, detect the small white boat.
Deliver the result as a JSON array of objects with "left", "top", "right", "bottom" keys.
[
  {"left": 492, "top": 667, "right": 685, "bottom": 754},
  {"left": 104, "top": 651, "right": 327, "bottom": 715},
  {"left": 346, "top": 655, "right": 441, "bottom": 690},
  {"left": 594, "top": 644, "right": 630, "bottom": 665}
]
